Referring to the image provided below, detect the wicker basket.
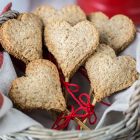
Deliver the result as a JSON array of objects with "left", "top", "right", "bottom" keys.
[{"left": 0, "top": 10, "right": 140, "bottom": 140}]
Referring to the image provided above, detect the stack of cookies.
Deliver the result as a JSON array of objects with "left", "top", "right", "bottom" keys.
[{"left": 0, "top": 4, "right": 138, "bottom": 113}]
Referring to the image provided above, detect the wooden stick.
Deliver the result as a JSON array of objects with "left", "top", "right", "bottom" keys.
[
  {"left": 81, "top": 99, "right": 96, "bottom": 130},
  {"left": 66, "top": 109, "right": 90, "bottom": 130},
  {"left": 64, "top": 78, "right": 70, "bottom": 105},
  {"left": 64, "top": 88, "right": 68, "bottom": 104},
  {"left": 63, "top": 79, "right": 90, "bottom": 130},
  {"left": 80, "top": 88, "right": 96, "bottom": 130},
  {"left": 92, "top": 98, "right": 97, "bottom": 105}
]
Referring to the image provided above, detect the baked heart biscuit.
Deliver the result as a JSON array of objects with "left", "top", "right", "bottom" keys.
[
  {"left": 45, "top": 20, "right": 99, "bottom": 81},
  {"left": 34, "top": 5, "right": 86, "bottom": 26},
  {"left": 88, "top": 12, "right": 136, "bottom": 53},
  {"left": 9, "top": 59, "right": 66, "bottom": 112},
  {"left": 0, "top": 13, "right": 43, "bottom": 64},
  {"left": 85, "top": 44, "right": 138, "bottom": 102},
  {"left": 18, "top": 13, "right": 43, "bottom": 29}
]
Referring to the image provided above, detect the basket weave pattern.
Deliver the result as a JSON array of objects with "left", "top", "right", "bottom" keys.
[{"left": 0, "top": 11, "right": 140, "bottom": 140}]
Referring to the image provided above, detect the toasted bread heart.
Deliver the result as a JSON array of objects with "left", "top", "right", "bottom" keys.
[
  {"left": 18, "top": 13, "right": 43, "bottom": 29},
  {"left": 33, "top": 5, "right": 86, "bottom": 26},
  {"left": 9, "top": 59, "right": 66, "bottom": 112},
  {"left": 85, "top": 44, "right": 138, "bottom": 102},
  {"left": 88, "top": 12, "right": 136, "bottom": 53},
  {"left": 45, "top": 20, "right": 99, "bottom": 81},
  {"left": 0, "top": 13, "right": 43, "bottom": 64}
]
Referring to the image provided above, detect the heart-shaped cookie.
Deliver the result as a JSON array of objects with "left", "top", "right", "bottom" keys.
[
  {"left": 34, "top": 5, "right": 86, "bottom": 26},
  {"left": 18, "top": 13, "right": 43, "bottom": 29},
  {"left": 9, "top": 59, "right": 66, "bottom": 112},
  {"left": 45, "top": 20, "right": 99, "bottom": 81},
  {"left": 88, "top": 12, "right": 136, "bottom": 53},
  {"left": 85, "top": 44, "right": 138, "bottom": 102},
  {"left": 0, "top": 13, "right": 43, "bottom": 64}
]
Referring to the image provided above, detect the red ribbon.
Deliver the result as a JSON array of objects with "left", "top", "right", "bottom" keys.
[
  {"left": 63, "top": 81, "right": 81, "bottom": 107},
  {"left": 100, "top": 101, "right": 111, "bottom": 106},
  {"left": 0, "top": 2, "right": 12, "bottom": 16},
  {"left": 63, "top": 81, "right": 96, "bottom": 121},
  {"left": 52, "top": 106, "right": 82, "bottom": 130},
  {"left": 52, "top": 76, "right": 111, "bottom": 130},
  {"left": 52, "top": 81, "right": 97, "bottom": 130}
]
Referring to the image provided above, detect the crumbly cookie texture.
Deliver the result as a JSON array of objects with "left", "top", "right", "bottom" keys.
[
  {"left": 88, "top": 12, "right": 136, "bottom": 53},
  {"left": 45, "top": 20, "right": 99, "bottom": 82},
  {"left": 33, "top": 4, "right": 86, "bottom": 26},
  {"left": 9, "top": 59, "right": 66, "bottom": 112},
  {"left": 85, "top": 44, "right": 138, "bottom": 102},
  {"left": 18, "top": 13, "right": 43, "bottom": 29},
  {"left": 0, "top": 13, "right": 43, "bottom": 64}
]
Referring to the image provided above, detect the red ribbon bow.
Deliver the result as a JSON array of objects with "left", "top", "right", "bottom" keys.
[
  {"left": 52, "top": 81, "right": 97, "bottom": 130},
  {"left": 78, "top": 93, "right": 97, "bottom": 124},
  {"left": 52, "top": 106, "right": 80, "bottom": 130}
]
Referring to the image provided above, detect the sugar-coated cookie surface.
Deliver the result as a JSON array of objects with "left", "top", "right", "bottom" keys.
[
  {"left": 88, "top": 12, "right": 136, "bottom": 53},
  {"left": 0, "top": 13, "right": 43, "bottom": 64},
  {"left": 85, "top": 44, "right": 138, "bottom": 101},
  {"left": 33, "top": 5, "right": 86, "bottom": 26},
  {"left": 9, "top": 59, "right": 66, "bottom": 112},
  {"left": 45, "top": 20, "right": 99, "bottom": 81}
]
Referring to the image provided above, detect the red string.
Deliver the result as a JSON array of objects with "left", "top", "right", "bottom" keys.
[
  {"left": 52, "top": 80, "right": 97, "bottom": 130},
  {"left": 63, "top": 80, "right": 96, "bottom": 121},
  {"left": 0, "top": 2, "right": 12, "bottom": 16},
  {"left": 52, "top": 106, "right": 81, "bottom": 130},
  {"left": 52, "top": 105, "right": 97, "bottom": 130},
  {"left": 78, "top": 93, "right": 97, "bottom": 124},
  {"left": 100, "top": 101, "right": 111, "bottom": 106},
  {"left": 52, "top": 76, "right": 112, "bottom": 130},
  {"left": 51, "top": 112, "right": 65, "bottom": 129},
  {"left": 63, "top": 81, "right": 82, "bottom": 107}
]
